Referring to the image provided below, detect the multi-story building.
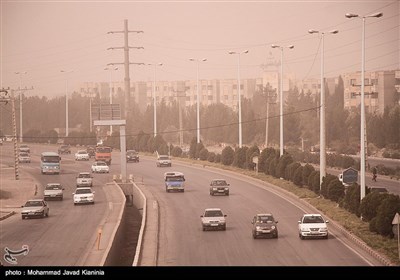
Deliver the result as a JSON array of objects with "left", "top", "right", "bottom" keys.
[
  {"left": 343, "top": 70, "right": 397, "bottom": 115},
  {"left": 395, "top": 70, "right": 400, "bottom": 105}
]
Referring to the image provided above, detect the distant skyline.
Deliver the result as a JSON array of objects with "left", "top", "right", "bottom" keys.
[{"left": 1, "top": 0, "right": 399, "bottom": 97}]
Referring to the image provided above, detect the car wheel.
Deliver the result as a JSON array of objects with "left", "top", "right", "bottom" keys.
[
  {"left": 21, "top": 216, "right": 25, "bottom": 220},
  {"left": 223, "top": 225, "right": 226, "bottom": 231},
  {"left": 275, "top": 233, "right": 278, "bottom": 239},
  {"left": 210, "top": 192, "right": 213, "bottom": 196},
  {"left": 46, "top": 211, "right": 49, "bottom": 217},
  {"left": 300, "top": 234, "right": 305, "bottom": 240},
  {"left": 42, "top": 212, "right": 46, "bottom": 218},
  {"left": 202, "top": 226, "right": 206, "bottom": 231},
  {"left": 253, "top": 233, "right": 257, "bottom": 239},
  {"left": 226, "top": 192, "right": 229, "bottom": 196},
  {"left": 325, "top": 234, "right": 328, "bottom": 240}
]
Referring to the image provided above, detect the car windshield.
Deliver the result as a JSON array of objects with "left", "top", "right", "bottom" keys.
[
  {"left": 79, "top": 174, "right": 91, "bottom": 178},
  {"left": 96, "top": 162, "right": 107, "bottom": 166},
  {"left": 303, "top": 216, "right": 324, "bottom": 223},
  {"left": 42, "top": 156, "right": 59, "bottom": 163},
  {"left": 166, "top": 176, "right": 184, "bottom": 182},
  {"left": 212, "top": 180, "right": 227, "bottom": 186},
  {"left": 159, "top": 156, "right": 169, "bottom": 160},
  {"left": 78, "top": 151, "right": 87, "bottom": 154},
  {"left": 25, "top": 201, "right": 44, "bottom": 207},
  {"left": 19, "top": 153, "right": 29, "bottom": 157},
  {"left": 46, "top": 185, "right": 61, "bottom": 190},
  {"left": 76, "top": 189, "right": 92, "bottom": 194},
  {"left": 205, "top": 210, "right": 223, "bottom": 217},
  {"left": 257, "top": 216, "right": 274, "bottom": 223}
]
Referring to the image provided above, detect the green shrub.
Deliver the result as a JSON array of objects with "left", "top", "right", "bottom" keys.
[
  {"left": 293, "top": 166, "right": 303, "bottom": 186},
  {"left": 320, "top": 174, "right": 337, "bottom": 198},
  {"left": 221, "top": 146, "right": 235, "bottom": 166},
  {"left": 171, "top": 146, "right": 183, "bottom": 157},
  {"left": 340, "top": 183, "right": 361, "bottom": 217},
  {"left": 214, "top": 153, "right": 221, "bottom": 163},
  {"left": 285, "top": 162, "right": 301, "bottom": 181},
  {"left": 370, "top": 194, "right": 400, "bottom": 236},
  {"left": 233, "top": 147, "right": 248, "bottom": 169},
  {"left": 207, "top": 152, "right": 216, "bottom": 162},
  {"left": 327, "top": 178, "right": 345, "bottom": 202},
  {"left": 360, "top": 191, "right": 389, "bottom": 222},
  {"left": 199, "top": 148, "right": 209, "bottom": 161},
  {"left": 302, "top": 164, "right": 315, "bottom": 185},
  {"left": 276, "top": 154, "right": 293, "bottom": 179}
]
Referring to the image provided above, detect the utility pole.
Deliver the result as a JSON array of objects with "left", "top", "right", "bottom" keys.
[
  {"left": 11, "top": 90, "right": 19, "bottom": 180},
  {"left": 107, "top": 19, "right": 144, "bottom": 120}
]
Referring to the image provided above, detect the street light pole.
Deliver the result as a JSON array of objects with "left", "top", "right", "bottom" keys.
[
  {"left": 61, "top": 70, "right": 73, "bottom": 137},
  {"left": 189, "top": 58, "right": 207, "bottom": 144},
  {"left": 228, "top": 50, "right": 248, "bottom": 148},
  {"left": 346, "top": 12, "right": 383, "bottom": 201},
  {"left": 308, "top": 29, "right": 338, "bottom": 190},
  {"left": 148, "top": 63, "right": 163, "bottom": 137},
  {"left": 15, "top": 71, "right": 27, "bottom": 143},
  {"left": 271, "top": 45, "right": 294, "bottom": 156}
]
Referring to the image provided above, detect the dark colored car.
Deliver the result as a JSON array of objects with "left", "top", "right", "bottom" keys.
[
  {"left": 252, "top": 214, "right": 278, "bottom": 239},
  {"left": 209, "top": 179, "right": 230, "bottom": 196},
  {"left": 126, "top": 150, "right": 139, "bottom": 162},
  {"left": 58, "top": 145, "right": 71, "bottom": 154}
]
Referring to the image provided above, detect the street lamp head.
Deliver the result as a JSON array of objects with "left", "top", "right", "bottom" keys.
[
  {"left": 158, "top": 63, "right": 163, "bottom": 66},
  {"left": 367, "top": 12, "right": 383, "bottom": 18},
  {"left": 228, "top": 51, "right": 236, "bottom": 54},
  {"left": 189, "top": 58, "right": 195, "bottom": 61},
  {"left": 345, "top": 13, "right": 359, "bottom": 18},
  {"left": 271, "top": 44, "right": 279, "bottom": 49},
  {"left": 330, "top": 29, "right": 339, "bottom": 34},
  {"left": 308, "top": 29, "right": 319, "bottom": 34},
  {"left": 288, "top": 45, "right": 294, "bottom": 49},
  {"left": 202, "top": 58, "right": 207, "bottom": 62},
  {"left": 243, "top": 50, "right": 249, "bottom": 54}
]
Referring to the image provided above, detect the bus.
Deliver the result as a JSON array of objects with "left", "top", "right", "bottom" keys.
[
  {"left": 95, "top": 146, "right": 112, "bottom": 165},
  {"left": 41, "top": 152, "right": 61, "bottom": 175},
  {"left": 164, "top": 171, "right": 185, "bottom": 192}
]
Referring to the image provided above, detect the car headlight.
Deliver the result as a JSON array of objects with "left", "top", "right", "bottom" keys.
[
  {"left": 212, "top": 187, "right": 217, "bottom": 190},
  {"left": 256, "top": 226, "right": 261, "bottom": 230},
  {"left": 301, "top": 228, "right": 309, "bottom": 232},
  {"left": 271, "top": 226, "right": 276, "bottom": 230},
  {"left": 224, "top": 187, "right": 229, "bottom": 190},
  {"left": 320, "top": 228, "right": 328, "bottom": 232},
  {"left": 35, "top": 210, "right": 44, "bottom": 213}
]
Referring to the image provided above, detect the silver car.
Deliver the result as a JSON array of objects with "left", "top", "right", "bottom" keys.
[
  {"left": 21, "top": 199, "right": 49, "bottom": 219},
  {"left": 201, "top": 208, "right": 227, "bottom": 231},
  {"left": 44, "top": 183, "right": 64, "bottom": 201}
]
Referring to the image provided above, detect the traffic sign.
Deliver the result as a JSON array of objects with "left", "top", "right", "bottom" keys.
[
  {"left": 342, "top": 167, "right": 358, "bottom": 184},
  {"left": 392, "top": 213, "right": 400, "bottom": 225}
]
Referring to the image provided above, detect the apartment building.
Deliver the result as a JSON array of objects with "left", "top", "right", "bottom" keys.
[{"left": 343, "top": 70, "right": 397, "bottom": 115}]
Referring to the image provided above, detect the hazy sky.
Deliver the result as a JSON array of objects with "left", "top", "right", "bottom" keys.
[{"left": 1, "top": 0, "right": 399, "bottom": 97}]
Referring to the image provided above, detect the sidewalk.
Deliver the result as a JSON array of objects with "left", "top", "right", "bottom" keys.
[{"left": 0, "top": 164, "right": 39, "bottom": 220}]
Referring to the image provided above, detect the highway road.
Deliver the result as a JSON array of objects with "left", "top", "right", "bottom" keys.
[
  {"left": 128, "top": 155, "right": 383, "bottom": 266},
  {"left": 0, "top": 144, "right": 114, "bottom": 266}
]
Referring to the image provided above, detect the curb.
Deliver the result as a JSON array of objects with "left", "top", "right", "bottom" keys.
[
  {"left": 0, "top": 211, "right": 15, "bottom": 221},
  {"left": 131, "top": 180, "right": 147, "bottom": 266}
]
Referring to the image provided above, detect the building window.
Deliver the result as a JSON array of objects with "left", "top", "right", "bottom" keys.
[
  {"left": 224, "top": 95, "right": 229, "bottom": 100},
  {"left": 207, "top": 85, "right": 213, "bottom": 90},
  {"left": 208, "top": 95, "right": 213, "bottom": 100},
  {"left": 186, "top": 96, "right": 191, "bottom": 102},
  {"left": 202, "top": 85, "right": 207, "bottom": 91},
  {"left": 371, "top": 92, "right": 378, "bottom": 99},
  {"left": 164, "top": 86, "right": 168, "bottom": 91},
  {"left": 233, "top": 85, "right": 237, "bottom": 90},
  {"left": 350, "top": 79, "right": 356, "bottom": 86}
]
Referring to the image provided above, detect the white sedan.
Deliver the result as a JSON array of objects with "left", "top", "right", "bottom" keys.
[
  {"left": 91, "top": 161, "right": 109, "bottom": 173},
  {"left": 298, "top": 214, "right": 329, "bottom": 239},
  {"left": 75, "top": 150, "right": 90, "bottom": 161},
  {"left": 73, "top": 187, "right": 95, "bottom": 205}
]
